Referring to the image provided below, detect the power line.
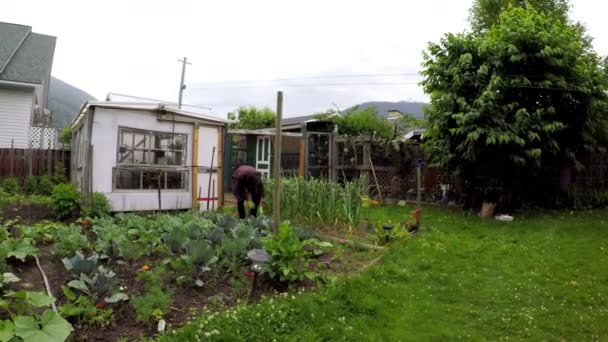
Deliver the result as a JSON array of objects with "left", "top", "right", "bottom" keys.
[
  {"left": 189, "top": 73, "right": 422, "bottom": 88},
  {"left": 191, "top": 81, "right": 422, "bottom": 90}
]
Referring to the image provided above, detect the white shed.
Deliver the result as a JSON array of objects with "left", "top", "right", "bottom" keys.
[{"left": 70, "top": 102, "right": 229, "bottom": 212}]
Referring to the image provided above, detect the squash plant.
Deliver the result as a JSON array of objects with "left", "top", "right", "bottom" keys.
[{"left": 0, "top": 290, "right": 73, "bottom": 342}]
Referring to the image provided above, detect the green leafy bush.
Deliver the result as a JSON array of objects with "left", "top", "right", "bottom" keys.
[
  {"left": 23, "top": 176, "right": 37, "bottom": 195},
  {"left": 52, "top": 225, "right": 90, "bottom": 257},
  {"left": 83, "top": 192, "right": 111, "bottom": 218},
  {"left": 37, "top": 176, "right": 54, "bottom": 196},
  {"left": 1, "top": 177, "right": 19, "bottom": 195},
  {"left": 131, "top": 286, "right": 173, "bottom": 325},
  {"left": 261, "top": 222, "right": 318, "bottom": 284},
  {"left": 60, "top": 287, "right": 115, "bottom": 328},
  {"left": 333, "top": 106, "right": 394, "bottom": 140},
  {"left": 49, "top": 183, "right": 80, "bottom": 219},
  {"left": 59, "top": 126, "right": 72, "bottom": 145}
]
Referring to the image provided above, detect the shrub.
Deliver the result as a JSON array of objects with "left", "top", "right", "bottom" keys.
[
  {"left": 59, "top": 126, "right": 72, "bottom": 145},
  {"left": 131, "top": 286, "right": 173, "bottom": 325},
  {"left": 261, "top": 222, "right": 318, "bottom": 284},
  {"left": 37, "top": 176, "right": 54, "bottom": 196},
  {"left": 51, "top": 164, "right": 68, "bottom": 185},
  {"left": 23, "top": 176, "right": 38, "bottom": 195},
  {"left": 50, "top": 183, "right": 80, "bottom": 219},
  {"left": 1, "top": 177, "right": 19, "bottom": 195},
  {"left": 83, "top": 192, "right": 111, "bottom": 218},
  {"left": 52, "top": 225, "right": 91, "bottom": 257}
]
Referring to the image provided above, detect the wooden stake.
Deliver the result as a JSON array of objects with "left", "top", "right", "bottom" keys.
[
  {"left": 192, "top": 124, "right": 199, "bottom": 209},
  {"left": 206, "top": 146, "right": 216, "bottom": 211},
  {"left": 272, "top": 91, "right": 283, "bottom": 234},
  {"left": 369, "top": 156, "right": 383, "bottom": 203}
]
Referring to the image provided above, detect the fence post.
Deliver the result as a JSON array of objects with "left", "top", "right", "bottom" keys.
[
  {"left": 362, "top": 134, "right": 371, "bottom": 195},
  {"left": 330, "top": 125, "right": 338, "bottom": 183},
  {"left": 9, "top": 139, "right": 14, "bottom": 177}
]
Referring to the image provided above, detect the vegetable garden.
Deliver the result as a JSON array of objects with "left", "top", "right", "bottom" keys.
[{"left": 0, "top": 178, "right": 393, "bottom": 341}]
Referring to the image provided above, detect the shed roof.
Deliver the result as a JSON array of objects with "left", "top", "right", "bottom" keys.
[{"left": 71, "top": 101, "right": 232, "bottom": 127}]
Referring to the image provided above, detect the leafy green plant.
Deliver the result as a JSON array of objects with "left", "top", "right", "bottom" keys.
[
  {"left": 92, "top": 218, "right": 126, "bottom": 257},
  {"left": 52, "top": 225, "right": 90, "bottom": 257},
  {"left": 184, "top": 239, "right": 217, "bottom": 267},
  {"left": 1, "top": 177, "right": 19, "bottom": 195},
  {"left": 59, "top": 287, "right": 115, "bottom": 328},
  {"left": 59, "top": 126, "right": 72, "bottom": 146},
  {"left": 162, "top": 227, "right": 187, "bottom": 254},
  {"left": 264, "top": 177, "right": 363, "bottom": 229},
  {"left": 117, "top": 240, "right": 145, "bottom": 262},
  {"left": 23, "top": 176, "right": 38, "bottom": 196},
  {"left": 131, "top": 286, "right": 173, "bottom": 325},
  {"left": 49, "top": 183, "right": 80, "bottom": 220},
  {"left": 66, "top": 266, "right": 128, "bottom": 304},
  {"left": 62, "top": 252, "right": 99, "bottom": 276},
  {"left": 83, "top": 192, "right": 111, "bottom": 218},
  {"left": 261, "top": 222, "right": 318, "bottom": 283},
  {"left": 16, "top": 222, "right": 63, "bottom": 244},
  {"left": 37, "top": 176, "right": 54, "bottom": 196},
  {"left": 0, "top": 290, "right": 73, "bottom": 342},
  {"left": 1, "top": 238, "right": 38, "bottom": 262}
]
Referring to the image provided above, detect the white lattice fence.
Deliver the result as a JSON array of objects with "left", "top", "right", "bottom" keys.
[{"left": 29, "top": 126, "right": 59, "bottom": 149}]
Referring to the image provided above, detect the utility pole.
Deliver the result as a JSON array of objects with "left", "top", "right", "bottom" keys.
[{"left": 177, "top": 57, "right": 191, "bottom": 109}]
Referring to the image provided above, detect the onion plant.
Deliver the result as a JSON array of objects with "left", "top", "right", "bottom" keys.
[{"left": 264, "top": 177, "right": 363, "bottom": 229}]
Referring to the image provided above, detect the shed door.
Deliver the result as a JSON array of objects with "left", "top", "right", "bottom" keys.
[{"left": 256, "top": 136, "right": 272, "bottom": 178}]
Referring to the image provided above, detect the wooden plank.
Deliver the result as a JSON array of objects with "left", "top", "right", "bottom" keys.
[
  {"left": 192, "top": 124, "right": 199, "bottom": 209},
  {"left": 272, "top": 91, "right": 283, "bottom": 233},
  {"left": 217, "top": 126, "right": 224, "bottom": 207}
]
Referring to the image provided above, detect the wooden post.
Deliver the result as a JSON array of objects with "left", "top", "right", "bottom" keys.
[
  {"left": 362, "top": 134, "right": 371, "bottom": 195},
  {"left": 9, "top": 139, "right": 14, "bottom": 177},
  {"left": 330, "top": 125, "right": 338, "bottom": 183},
  {"left": 192, "top": 124, "right": 199, "bottom": 209},
  {"left": 416, "top": 159, "right": 422, "bottom": 207},
  {"left": 217, "top": 126, "right": 224, "bottom": 207},
  {"left": 272, "top": 91, "right": 283, "bottom": 234}
]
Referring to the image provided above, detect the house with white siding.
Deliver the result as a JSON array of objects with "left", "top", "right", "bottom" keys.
[
  {"left": 70, "top": 101, "right": 230, "bottom": 212},
  {"left": 0, "top": 22, "right": 56, "bottom": 148}
]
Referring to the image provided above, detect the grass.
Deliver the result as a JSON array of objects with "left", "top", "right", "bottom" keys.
[{"left": 157, "top": 206, "right": 608, "bottom": 341}]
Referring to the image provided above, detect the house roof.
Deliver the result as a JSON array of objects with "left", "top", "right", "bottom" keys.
[
  {"left": 0, "top": 22, "right": 56, "bottom": 85},
  {"left": 281, "top": 114, "right": 317, "bottom": 127},
  {"left": 71, "top": 101, "right": 232, "bottom": 127}
]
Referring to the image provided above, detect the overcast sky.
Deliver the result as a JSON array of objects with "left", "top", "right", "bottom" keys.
[{"left": 3, "top": 0, "right": 606, "bottom": 117}]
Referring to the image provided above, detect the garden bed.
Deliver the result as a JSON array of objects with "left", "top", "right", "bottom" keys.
[{"left": 1, "top": 211, "right": 382, "bottom": 341}]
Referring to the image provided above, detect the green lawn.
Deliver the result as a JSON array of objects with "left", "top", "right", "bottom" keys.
[{"left": 158, "top": 206, "right": 608, "bottom": 341}]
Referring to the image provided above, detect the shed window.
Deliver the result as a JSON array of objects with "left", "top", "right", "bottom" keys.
[
  {"left": 117, "top": 127, "right": 187, "bottom": 166},
  {"left": 114, "top": 168, "right": 188, "bottom": 190}
]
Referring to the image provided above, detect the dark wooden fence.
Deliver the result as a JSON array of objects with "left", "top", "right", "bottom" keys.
[{"left": 0, "top": 148, "right": 70, "bottom": 183}]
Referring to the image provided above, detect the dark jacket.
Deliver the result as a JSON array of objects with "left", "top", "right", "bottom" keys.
[{"left": 232, "top": 165, "right": 264, "bottom": 200}]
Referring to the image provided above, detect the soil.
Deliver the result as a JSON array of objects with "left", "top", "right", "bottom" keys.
[
  {"left": 0, "top": 204, "right": 54, "bottom": 224},
  {"left": 3, "top": 212, "right": 382, "bottom": 341}
]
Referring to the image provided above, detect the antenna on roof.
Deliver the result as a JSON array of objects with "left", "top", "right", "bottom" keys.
[{"left": 177, "top": 57, "right": 191, "bottom": 109}]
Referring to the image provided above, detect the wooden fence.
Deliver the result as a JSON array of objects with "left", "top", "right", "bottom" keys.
[{"left": 0, "top": 148, "right": 70, "bottom": 183}]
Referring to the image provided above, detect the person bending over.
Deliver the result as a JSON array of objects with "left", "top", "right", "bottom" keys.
[{"left": 232, "top": 165, "right": 264, "bottom": 219}]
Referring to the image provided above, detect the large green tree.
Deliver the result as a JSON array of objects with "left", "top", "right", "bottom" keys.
[
  {"left": 469, "top": 0, "right": 570, "bottom": 31},
  {"left": 422, "top": 6, "right": 608, "bottom": 204},
  {"left": 227, "top": 106, "right": 276, "bottom": 129}
]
